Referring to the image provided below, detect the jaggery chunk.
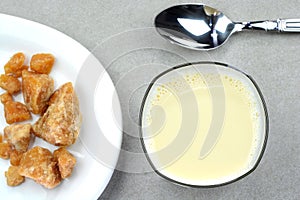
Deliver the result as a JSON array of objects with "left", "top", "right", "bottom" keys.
[
  {"left": 0, "top": 143, "right": 12, "bottom": 159},
  {"left": 14, "top": 65, "right": 29, "bottom": 78},
  {"left": 0, "top": 92, "right": 13, "bottom": 104},
  {"left": 32, "top": 82, "right": 81, "bottom": 146},
  {"left": 0, "top": 134, "right": 2, "bottom": 143},
  {"left": 5, "top": 166, "right": 25, "bottom": 186},
  {"left": 10, "top": 150, "right": 23, "bottom": 166},
  {"left": 18, "top": 146, "right": 61, "bottom": 189},
  {"left": 4, "top": 52, "right": 25, "bottom": 76},
  {"left": 0, "top": 74, "right": 21, "bottom": 94},
  {"left": 53, "top": 147, "right": 76, "bottom": 179},
  {"left": 4, "top": 124, "right": 31, "bottom": 152},
  {"left": 4, "top": 101, "right": 31, "bottom": 124},
  {"left": 22, "top": 70, "right": 54, "bottom": 114},
  {"left": 30, "top": 53, "right": 55, "bottom": 74}
]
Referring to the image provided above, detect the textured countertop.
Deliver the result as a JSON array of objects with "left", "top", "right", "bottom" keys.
[{"left": 0, "top": 0, "right": 299, "bottom": 199}]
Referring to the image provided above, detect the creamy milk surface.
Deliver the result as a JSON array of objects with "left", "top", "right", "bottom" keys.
[{"left": 142, "top": 65, "right": 266, "bottom": 186}]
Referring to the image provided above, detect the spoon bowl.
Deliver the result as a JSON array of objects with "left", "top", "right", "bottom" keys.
[
  {"left": 155, "top": 4, "right": 236, "bottom": 50},
  {"left": 155, "top": 4, "right": 300, "bottom": 50}
]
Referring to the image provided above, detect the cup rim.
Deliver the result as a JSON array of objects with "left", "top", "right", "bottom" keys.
[{"left": 139, "top": 61, "right": 269, "bottom": 188}]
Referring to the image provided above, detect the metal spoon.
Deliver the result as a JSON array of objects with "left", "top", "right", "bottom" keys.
[{"left": 155, "top": 4, "right": 300, "bottom": 50}]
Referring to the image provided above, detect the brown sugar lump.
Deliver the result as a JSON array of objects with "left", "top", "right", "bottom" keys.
[
  {"left": 30, "top": 53, "right": 55, "bottom": 74},
  {"left": 10, "top": 150, "right": 23, "bottom": 166},
  {"left": 14, "top": 65, "right": 29, "bottom": 78},
  {"left": 18, "top": 146, "right": 61, "bottom": 189},
  {"left": 32, "top": 82, "right": 81, "bottom": 146},
  {"left": 4, "top": 101, "right": 31, "bottom": 124},
  {"left": 22, "top": 70, "right": 54, "bottom": 114},
  {"left": 0, "top": 143, "right": 12, "bottom": 159},
  {"left": 0, "top": 74, "right": 21, "bottom": 94},
  {"left": 5, "top": 166, "right": 25, "bottom": 186},
  {"left": 4, "top": 124, "right": 31, "bottom": 152},
  {"left": 4, "top": 52, "right": 26, "bottom": 76},
  {"left": 0, "top": 92, "right": 13, "bottom": 104},
  {"left": 53, "top": 147, "right": 76, "bottom": 179}
]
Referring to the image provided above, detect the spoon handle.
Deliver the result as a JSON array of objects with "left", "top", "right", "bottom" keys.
[
  {"left": 237, "top": 19, "right": 300, "bottom": 32},
  {"left": 279, "top": 19, "right": 300, "bottom": 32}
]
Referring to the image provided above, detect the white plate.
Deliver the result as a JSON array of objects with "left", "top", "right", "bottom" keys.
[{"left": 0, "top": 14, "right": 122, "bottom": 200}]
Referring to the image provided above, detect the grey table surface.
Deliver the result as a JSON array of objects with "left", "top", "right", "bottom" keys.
[{"left": 0, "top": 0, "right": 299, "bottom": 200}]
